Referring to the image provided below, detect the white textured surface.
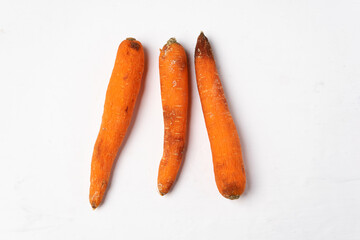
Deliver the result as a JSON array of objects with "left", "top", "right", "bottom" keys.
[{"left": 1, "top": 0, "right": 360, "bottom": 239}]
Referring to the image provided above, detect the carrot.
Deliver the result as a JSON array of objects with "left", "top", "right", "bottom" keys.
[
  {"left": 157, "top": 38, "right": 188, "bottom": 195},
  {"left": 194, "top": 32, "right": 246, "bottom": 199},
  {"left": 89, "top": 38, "right": 145, "bottom": 209}
]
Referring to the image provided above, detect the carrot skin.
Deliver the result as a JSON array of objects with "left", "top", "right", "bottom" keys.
[
  {"left": 89, "top": 38, "right": 144, "bottom": 209},
  {"left": 157, "top": 38, "right": 188, "bottom": 195},
  {"left": 195, "top": 32, "right": 246, "bottom": 199}
]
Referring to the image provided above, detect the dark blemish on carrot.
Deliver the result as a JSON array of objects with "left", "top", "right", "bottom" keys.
[
  {"left": 162, "top": 106, "right": 175, "bottom": 122},
  {"left": 167, "top": 180, "right": 174, "bottom": 187},
  {"left": 214, "top": 79, "right": 225, "bottom": 96},
  {"left": 161, "top": 46, "right": 169, "bottom": 58},
  {"left": 195, "top": 32, "right": 214, "bottom": 59},
  {"left": 176, "top": 141, "right": 185, "bottom": 158},
  {"left": 130, "top": 41, "right": 140, "bottom": 51},
  {"left": 101, "top": 180, "right": 107, "bottom": 188},
  {"left": 162, "top": 44, "right": 169, "bottom": 52},
  {"left": 125, "top": 106, "right": 128, "bottom": 113}
]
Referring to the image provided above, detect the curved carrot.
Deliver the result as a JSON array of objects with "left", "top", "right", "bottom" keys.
[
  {"left": 157, "top": 38, "right": 188, "bottom": 195},
  {"left": 89, "top": 38, "right": 145, "bottom": 209},
  {"left": 194, "top": 32, "right": 246, "bottom": 199}
]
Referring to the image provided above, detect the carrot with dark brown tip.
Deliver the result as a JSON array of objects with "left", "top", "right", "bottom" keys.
[
  {"left": 89, "top": 38, "right": 144, "bottom": 209},
  {"left": 157, "top": 38, "right": 188, "bottom": 195},
  {"left": 194, "top": 32, "right": 246, "bottom": 199}
]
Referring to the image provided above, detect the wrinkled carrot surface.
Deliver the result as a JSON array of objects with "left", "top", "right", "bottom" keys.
[
  {"left": 157, "top": 38, "right": 188, "bottom": 195},
  {"left": 89, "top": 38, "right": 144, "bottom": 209},
  {"left": 195, "top": 32, "right": 246, "bottom": 199}
]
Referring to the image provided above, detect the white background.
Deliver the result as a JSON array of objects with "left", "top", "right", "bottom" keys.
[{"left": 1, "top": 0, "right": 360, "bottom": 239}]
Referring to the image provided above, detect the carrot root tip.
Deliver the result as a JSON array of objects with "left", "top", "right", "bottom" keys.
[
  {"left": 158, "top": 183, "right": 169, "bottom": 196},
  {"left": 227, "top": 195, "right": 240, "bottom": 200},
  {"left": 91, "top": 202, "right": 98, "bottom": 210}
]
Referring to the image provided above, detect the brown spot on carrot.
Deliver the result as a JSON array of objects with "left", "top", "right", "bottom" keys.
[
  {"left": 163, "top": 133, "right": 185, "bottom": 158},
  {"left": 130, "top": 41, "right": 140, "bottom": 51},
  {"left": 167, "top": 180, "right": 174, "bottom": 187},
  {"left": 176, "top": 141, "right": 185, "bottom": 158},
  {"left": 162, "top": 106, "right": 175, "bottom": 121},
  {"left": 215, "top": 81, "right": 225, "bottom": 97},
  {"left": 195, "top": 32, "right": 214, "bottom": 59},
  {"left": 213, "top": 78, "right": 229, "bottom": 106},
  {"left": 125, "top": 106, "right": 128, "bottom": 113},
  {"left": 101, "top": 180, "right": 107, "bottom": 188}
]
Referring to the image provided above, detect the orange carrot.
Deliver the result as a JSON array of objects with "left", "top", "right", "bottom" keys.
[
  {"left": 157, "top": 38, "right": 188, "bottom": 195},
  {"left": 194, "top": 32, "right": 246, "bottom": 199},
  {"left": 89, "top": 38, "right": 144, "bottom": 209}
]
